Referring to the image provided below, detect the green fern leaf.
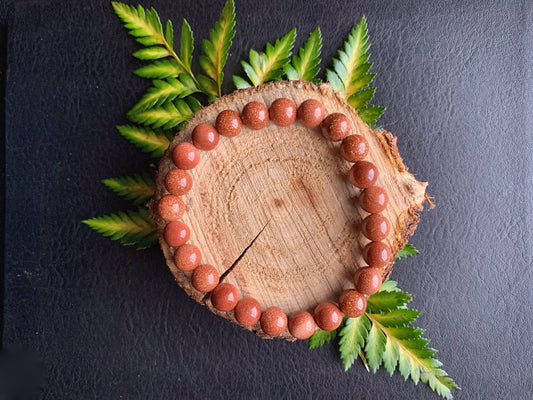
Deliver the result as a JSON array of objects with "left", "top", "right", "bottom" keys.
[
  {"left": 116, "top": 125, "right": 172, "bottom": 158},
  {"left": 309, "top": 329, "right": 336, "bottom": 349},
  {"left": 326, "top": 16, "right": 384, "bottom": 126},
  {"left": 364, "top": 285, "right": 459, "bottom": 399},
  {"left": 347, "top": 87, "right": 375, "bottom": 109},
  {"left": 284, "top": 27, "right": 322, "bottom": 81},
  {"left": 111, "top": 2, "right": 166, "bottom": 47},
  {"left": 364, "top": 321, "right": 387, "bottom": 372},
  {"left": 357, "top": 105, "right": 386, "bottom": 125},
  {"left": 102, "top": 172, "right": 155, "bottom": 206},
  {"left": 127, "top": 99, "right": 193, "bottom": 130},
  {"left": 382, "top": 335, "right": 400, "bottom": 376},
  {"left": 180, "top": 19, "right": 194, "bottom": 71},
  {"left": 338, "top": 315, "right": 371, "bottom": 371},
  {"left": 164, "top": 20, "right": 174, "bottom": 49},
  {"left": 396, "top": 243, "right": 420, "bottom": 260},
  {"left": 233, "top": 28, "right": 296, "bottom": 87},
  {"left": 326, "top": 16, "right": 371, "bottom": 98},
  {"left": 185, "top": 96, "right": 204, "bottom": 113},
  {"left": 366, "top": 286, "right": 412, "bottom": 313},
  {"left": 131, "top": 78, "right": 195, "bottom": 111},
  {"left": 134, "top": 59, "right": 185, "bottom": 79},
  {"left": 199, "top": 0, "right": 236, "bottom": 97},
  {"left": 133, "top": 46, "right": 171, "bottom": 60},
  {"left": 82, "top": 207, "right": 157, "bottom": 250}
]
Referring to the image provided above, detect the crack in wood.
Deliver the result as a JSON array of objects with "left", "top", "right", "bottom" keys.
[
  {"left": 201, "top": 219, "right": 271, "bottom": 303},
  {"left": 220, "top": 219, "right": 271, "bottom": 283}
]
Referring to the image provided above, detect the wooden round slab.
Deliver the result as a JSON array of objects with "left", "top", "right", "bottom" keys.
[{"left": 150, "top": 80, "right": 428, "bottom": 340}]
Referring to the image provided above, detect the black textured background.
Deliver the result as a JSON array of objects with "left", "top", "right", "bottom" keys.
[{"left": 3, "top": 0, "right": 533, "bottom": 399}]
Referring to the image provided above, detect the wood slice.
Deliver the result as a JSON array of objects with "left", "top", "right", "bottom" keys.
[{"left": 150, "top": 80, "right": 428, "bottom": 340}]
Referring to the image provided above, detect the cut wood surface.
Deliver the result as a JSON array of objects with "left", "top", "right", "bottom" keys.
[{"left": 150, "top": 81, "right": 428, "bottom": 340}]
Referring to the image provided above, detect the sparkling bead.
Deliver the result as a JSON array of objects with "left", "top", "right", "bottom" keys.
[
  {"left": 192, "top": 264, "right": 219, "bottom": 292},
  {"left": 157, "top": 195, "right": 185, "bottom": 221},
  {"left": 288, "top": 310, "right": 316, "bottom": 340},
  {"left": 359, "top": 186, "right": 388, "bottom": 213},
  {"left": 320, "top": 113, "right": 350, "bottom": 141},
  {"left": 313, "top": 302, "right": 343, "bottom": 331},
  {"left": 192, "top": 123, "right": 219, "bottom": 150},
  {"left": 361, "top": 214, "right": 390, "bottom": 241},
  {"left": 234, "top": 297, "right": 262, "bottom": 326},
  {"left": 173, "top": 244, "right": 201, "bottom": 272},
  {"left": 172, "top": 142, "right": 200, "bottom": 170},
  {"left": 215, "top": 110, "right": 242, "bottom": 137},
  {"left": 260, "top": 307, "right": 288, "bottom": 336},
  {"left": 211, "top": 283, "right": 239, "bottom": 311},
  {"left": 340, "top": 135, "right": 369, "bottom": 162},
  {"left": 269, "top": 98, "right": 297, "bottom": 126},
  {"left": 354, "top": 267, "right": 383, "bottom": 295},
  {"left": 297, "top": 99, "right": 325, "bottom": 128},
  {"left": 339, "top": 289, "right": 367, "bottom": 318},
  {"left": 363, "top": 241, "right": 392, "bottom": 268},
  {"left": 241, "top": 101, "right": 269, "bottom": 130},
  {"left": 349, "top": 161, "right": 378, "bottom": 188},
  {"left": 165, "top": 169, "right": 193, "bottom": 196},
  {"left": 163, "top": 221, "right": 190, "bottom": 247}
]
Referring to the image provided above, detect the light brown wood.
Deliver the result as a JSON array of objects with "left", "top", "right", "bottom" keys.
[{"left": 150, "top": 81, "right": 428, "bottom": 340}]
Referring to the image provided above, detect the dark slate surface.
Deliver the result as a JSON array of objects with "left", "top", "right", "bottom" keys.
[{"left": 3, "top": 0, "right": 533, "bottom": 398}]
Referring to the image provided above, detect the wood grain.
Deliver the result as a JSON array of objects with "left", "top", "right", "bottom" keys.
[{"left": 150, "top": 81, "right": 428, "bottom": 340}]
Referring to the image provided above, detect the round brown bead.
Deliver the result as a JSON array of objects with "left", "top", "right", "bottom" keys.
[
  {"left": 339, "top": 289, "right": 367, "bottom": 318},
  {"left": 165, "top": 169, "right": 193, "bottom": 196},
  {"left": 192, "top": 123, "right": 219, "bottom": 151},
  {"left": 234, "top": 297, "right": 262, "bottom": 327},
  {"left": 297, "top": 99, "right": 325, "bottom": 128},
  {"left": 349, "top": 161, "right": 378, "bottom": 189},
  {"left": 288, "top": 310, "right": 316, "bottom": 340},
  {"left": 260, "top": 307, "right": 288, "bottom": 336},
  {"left": 157, "top": 195, "right": 185, "bottom": 221},
  {"left": 192, "top": 264, "right": 220, "bottom": 292},
  {"left": 340, "top": 134, "right": 369, "bottom": 162},
  {"left": 363, "top": 241, "right": 392, "bottom": 268},
  {"left": 211, "top": 283, "right": 239, "bottom": 312},
  {"left": 359, "top": 186, "right": 388, "bottom": 213},
  {"left": 314, "top": 302, "right": 343, "bottom": 331},
  {"left": 172, "top": 142, "right": 200, "bottom": 170},
  {"left": 354, "top": 267, "right": 383, "bottom": 295},
  {"left": 241, "top": 101, "right": 269, "bottom": 130},
  {"left": 173, "top": 244, "right": 201, "bottom": 272},
  {"left": 269, "top": 98, "right": 297, "bottom": 126},
  {"left": 320, "top": 113, "right": 351, "bottom": 141},
  {"left": 163, "top": 221, "right": 190, "bottom": 247},
  {"left": 215, "top": 110, "right": 242, "bottom": 137},
  {"left": 361, "top": 214, "right": 390, "bottom": 241}
]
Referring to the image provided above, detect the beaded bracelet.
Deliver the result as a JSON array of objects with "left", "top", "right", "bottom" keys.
[{"left": 157, "top": 97, "right": 391, "bottom": 339}]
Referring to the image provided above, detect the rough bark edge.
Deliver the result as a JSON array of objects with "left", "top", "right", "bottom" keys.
[{"left": 149, "top": 80, "right": 429, "bottom": 341}]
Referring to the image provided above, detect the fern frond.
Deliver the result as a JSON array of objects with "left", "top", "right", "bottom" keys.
[
  {"left": 102, "top": 172, "right": 155, "bottom": 206},
  {"left": 309, "top": 329, "right": 336, "bottom": 349},
  {"left": 199, "top": 0, "right": 236, "bottom": 97},
  {"left": 396, "top": 243, "right": 420, "bottom": 260},
  {"left": 82, "top": 207, "right": 157, "bottom": 250},
  {"left": 131, "top": 78, "right": 194, "bottom": 111},
  {"left": 233, "top": 28, "right": 296, "bottom": 87},
  {"left": 133, "top": 46, "right": 171, "bottom": 60},
  {"left": 284, "top": 27, "right": 322, "bottom": 81},
  {"left": 127, "top": 99, "right": 193, "bottom": 130},
  {"left": 111, "top": 2, "right": 166, "bottom": 47},
  {"left": 326, "top": 16, "right": 385, "bottom": 125},
  {"left": 180, "top": 19, "right": 194, "bottom": 71},
  {"left": 116, "top": 125, "right": 172, "bottom": 158},
  {"left": 134, "top": 58, "right": 185, "bottom": 79},
  {"left": 338, "top": 315, "right": 371, "bottom": 371}
]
